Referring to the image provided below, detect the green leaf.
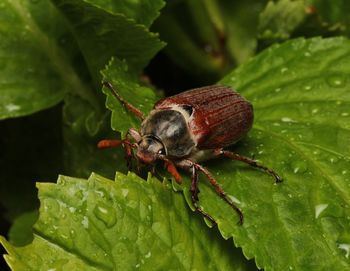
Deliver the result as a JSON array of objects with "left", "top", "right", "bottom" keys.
[
  {"left": 101, "top": 58, "right": 162, "bottom": 136},
  {"left": 8, "top": 211, "right": 39, "bottom": 246},
  {"left": 0, "top": 0, "right": 70, "bottom": 119},
  {"left": 86, "top": 0, "right": 165, "bottom": 27},
  {"left": 206, "top": 0, "right": 267, "bottom": 65},
  {"left": 258, "top": 0, "right": 306, "bottom": 40},
  {"left": 309, "top": 0, "right": 350, "bottom": 34},
  {"left": 199, "top": 37, "right": 350, "bottom": 270},
  {"left": 52, "top": 0, "right": 165, "bottom": 84},
  {"left": 1, "top": 173, "right": 255, "bottom": 270}
]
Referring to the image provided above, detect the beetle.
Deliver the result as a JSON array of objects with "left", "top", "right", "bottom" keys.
[{"left": 98, "top": 82, "right": 282, "bottom": 224}]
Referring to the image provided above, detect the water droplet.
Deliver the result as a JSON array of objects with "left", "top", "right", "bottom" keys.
[
  {"left": 122, "top": 189, "right": 129, "bottom": 197},
  {"left": 328, "top": 155, "right": 339, "bottom": 164},
  {"left": 342, "top": 170, "right": 347, "bottom": 175},
  {"left": 326, "top": 75, "right": 346, "bottom": 88},
  {"left": 81, "top": 216, "right": 89, "bottom": 229},
  {"left": 228, "top": 195, "right": 241, "bottom": 204},
  {"left": 281, "top": 117, "right": 297, "bottom": 123},
  {"left": 69, "top": 207, "right": 76, "bottom": 213},
  {"left": 338, "top": 243, "right": 350, "bottom": 258},
  {"left": 311, "top": 108, "right": 319, "bottom": 114},
  {"left": 304, "top": 51, "right": 311, "bottom": 57},
  {"left": 94, "top": 202, "right": 116, "bottom": 228},
  {"left": 5, "top": 104, "right": 20, "bottom": 112},
  {"left": 280, "top": 67, "right": 289, "bottom": 74},
  {"left": 275, "top": 88, "right": 281, "bottom": 93},
  {"left": 291, "top": 160, "right": 308, "bottom": 174},
  {"left": 95, "top": 188, "right": 106, "bottom": 198},
  {"left": 303, "top": 84, "right": 312, "bottom": 91},
  {"left": 315, "top": 203, "right": 328, "bottom": 218},
  {"left": 145, "top": 251, "right": 152, "bottom": 258},
  {"left": 341, "top": 112, "right": 349, "bottom": 117}
]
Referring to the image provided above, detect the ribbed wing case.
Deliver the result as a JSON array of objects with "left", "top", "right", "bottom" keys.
[{"left": 155, "top": 85, "right": 253, "bottom": 149}]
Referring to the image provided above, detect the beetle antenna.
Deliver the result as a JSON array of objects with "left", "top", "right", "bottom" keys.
[{"left": 102, "top": 81, "right": 145, "bottom": 121}]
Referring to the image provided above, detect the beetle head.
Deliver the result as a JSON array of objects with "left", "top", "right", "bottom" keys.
[{"left": 136, "top": 135, "right": 165, "bottom": 164}]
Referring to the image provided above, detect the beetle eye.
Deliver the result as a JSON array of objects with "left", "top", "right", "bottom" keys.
[
  {"left": 181, "top": 104, "right": 193, "bottom": 116},
  {"left": 158, "top": 149, "right": 165, "bottom": 155}
]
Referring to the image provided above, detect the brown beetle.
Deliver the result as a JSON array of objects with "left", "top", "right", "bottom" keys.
[{"left": 98, "top": 82, "right": 282, "bottom": 224}]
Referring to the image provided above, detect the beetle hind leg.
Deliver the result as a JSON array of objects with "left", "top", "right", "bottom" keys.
[
  {"left": 215, "top": 149, "right": 282, "bottom": 183},
  {"left": 190, "top": 166, "right": 217, "bottom": 225},
  {"left": 193, "top": 163, "right": 244, "bottom": 225}
]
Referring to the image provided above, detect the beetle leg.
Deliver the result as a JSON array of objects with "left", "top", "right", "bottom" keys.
[
  {"left": 103, "top": 81, "right": 145, "bottom": 121},
  {"left": 157, "top": 155, "right": 182, "bottom": 183},
  {"left": 190, "top": 165, "right": 216, "bottom": 225},
  {"left": 97, "top": 139, "right": 124, "bottom": 149},
  {"left": 176, "top": 159, "right": 243, "bottom": 225},
  {"left": 97, "top": 133, "right": 137, "bottom": 171},
  {"left": 215, "top": 149, "right": 282, "bottom": 183},
  {"left": 192, "top": 162, "right": 244, "bottom": 225}
]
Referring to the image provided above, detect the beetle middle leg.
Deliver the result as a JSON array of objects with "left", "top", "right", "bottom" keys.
[{"left": 214, "top": 149, "right": 282, "bottom": 183}]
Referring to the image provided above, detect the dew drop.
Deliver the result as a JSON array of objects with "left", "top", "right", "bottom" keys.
[
  {"left": 341, "top": 112, "right": 349, "bottom": 117},
  {"left": 122, "top": 189, "right": 129, "bottom": 197},
  {"left": 275, "top": 88, "right": 281, "bottom": 93},
  {"left": 5, "top": 104, "right": 20, "bottom": 112},
  {"left": 311, "top": 108, "right": 319, "bottom": 114},
  {"left": 280, "top": 67, "right": 289, "bottom": 74},
  {"left": 281, "top": 117, "right": 297, "bottom": 123},
  {"left": 94, "top": 202, "right": 117, "bottom": 228},
  {"left": 81, "top": 216, "right": 89, "bottom": 229},
  {"left": 69, "top": 207, "right": 76, "bottom": 213},
  {"left": 338, "top": 243, "right": 350, "bottom": 258},
  {"left": 145, "top": 251, "right": 152, "bottom": 258},
  {"left": 303, "top": 84, "right": 312, "bottom": 91},
  {"left": 326, "top": 75, "right": 346, "bottom": 88},
  {"left": 315, "top": 203, "right": 328, "bottom": 218},
  {"left": 291, "top": 160, "right": 308, "bottom": 174},
  {"left": 328, "top": 155, "right": 339, "bottom": 164},
  {"left": 228, "top": 195, "right": 241, "bottom": 204},
  {"left": 95, "top": 188, "right": 106, "bottom": 198}
]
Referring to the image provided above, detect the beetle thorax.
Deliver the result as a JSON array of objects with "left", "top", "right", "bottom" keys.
[{"left": 139, "top": 109, "right": 195, "bottom": 158}]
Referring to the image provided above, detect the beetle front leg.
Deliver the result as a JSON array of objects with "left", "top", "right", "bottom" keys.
[{"left": 214, "top": 149, "right": 282, "bottom": 183}]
